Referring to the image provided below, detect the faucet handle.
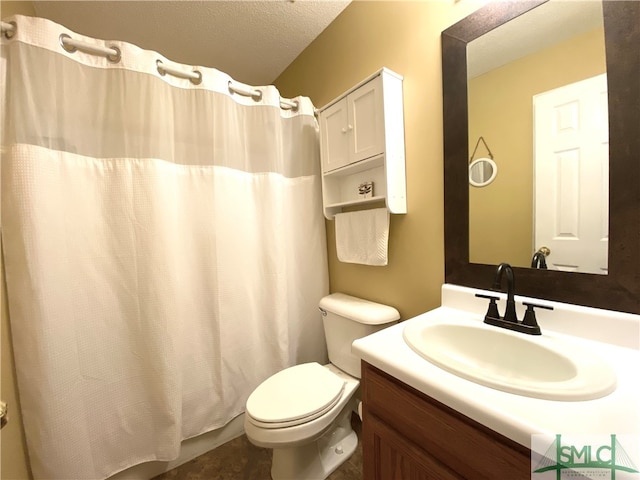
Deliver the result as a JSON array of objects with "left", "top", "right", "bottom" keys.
[
  {"left": 521, "top": 302, "right": 553, "bottom": 332},
  {"left": 475, "top": 293, "right": 500, "bottom": 320}
]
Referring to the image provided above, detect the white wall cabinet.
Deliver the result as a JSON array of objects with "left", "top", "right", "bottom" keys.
[
  {"left": 321, "top": 76, "right": 384, "bottom": 172},
  {"left": 319, "top": 68, "right": 407, "bottom": 219}
]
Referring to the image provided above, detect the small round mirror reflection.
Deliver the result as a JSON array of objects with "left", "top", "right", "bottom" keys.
[{"left": 469, "top": 157, "right": 497, "bottom": 187}]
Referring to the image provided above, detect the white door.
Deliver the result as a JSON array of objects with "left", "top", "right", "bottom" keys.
[{"left": 533, "top": 74, "right": 608, "bottom": 274}]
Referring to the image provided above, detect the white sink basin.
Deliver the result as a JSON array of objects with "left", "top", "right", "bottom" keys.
[{"left": 402, "top": 318, "right": 617, "bottom": 401}]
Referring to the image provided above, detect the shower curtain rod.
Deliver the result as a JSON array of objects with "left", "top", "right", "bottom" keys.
[{"left": 1, "top": 20, "right": 300, "bottom": 111}]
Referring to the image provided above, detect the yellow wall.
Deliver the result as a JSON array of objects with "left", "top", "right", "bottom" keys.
[
  {"left": 275, "top": 0, "right": 482, "bottom": 320},
  {"left": 1, "top": 3, "right": 36, "bottom": 479},
  {"left": 468, "top": 27, "right": 606, "bottom": 267}
]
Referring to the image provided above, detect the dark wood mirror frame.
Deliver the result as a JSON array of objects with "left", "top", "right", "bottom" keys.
[{"left": 442, "top": 0, "right": 640, "bottom": 315}]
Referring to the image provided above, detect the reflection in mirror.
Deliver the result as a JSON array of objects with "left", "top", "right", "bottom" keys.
[
  {"left": 466, "top": 0, "right": 607, "bottom": 273},
  {"left": 469, "top": 158, "right": 497, "bottom": 187},
  {"left": 442, "top": 0, "right": 640, "bottom": 314}
]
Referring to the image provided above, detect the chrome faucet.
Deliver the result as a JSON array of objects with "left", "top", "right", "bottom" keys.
[
  {"left": 530, "top": 251, "right": 548, "bottom": 269},
  {"left": 475, "top": 262, "right": 552, "bottom": 335}
]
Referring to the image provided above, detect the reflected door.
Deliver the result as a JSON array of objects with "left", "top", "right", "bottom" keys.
[{"left": 533, "top": 74, "right": 608, "bottom": 274}]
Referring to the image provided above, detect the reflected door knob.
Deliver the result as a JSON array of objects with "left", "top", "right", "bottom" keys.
[
  {"left": 537, "top": 246, "right": 551, "bottom": 257},
  {"left": 0, "top": 401, "right": 7, "bottom": 429}
]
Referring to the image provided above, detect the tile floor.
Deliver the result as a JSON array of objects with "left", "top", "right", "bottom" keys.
[{"left": 153, "top": 414, "right": 363, "bottom": 480}]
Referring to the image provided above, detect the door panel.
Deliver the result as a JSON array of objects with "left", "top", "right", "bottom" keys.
[
  {"left": 320, "top": 98, "right": 350, "bottom": 172},
  {"left": 349, "top": 75, "right": 384, "bottom": 162},
  {"left": 534, "top": 74, "right": 608, "bottom": 274}
]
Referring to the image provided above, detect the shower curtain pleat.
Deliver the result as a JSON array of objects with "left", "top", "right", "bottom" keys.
[{"left": 1, "top": 15, "right": 328, "bottom": 480}]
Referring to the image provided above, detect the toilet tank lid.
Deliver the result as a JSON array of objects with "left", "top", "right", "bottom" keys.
[{"left": 319, "top": 293, "right": 400, "bottom": 325}]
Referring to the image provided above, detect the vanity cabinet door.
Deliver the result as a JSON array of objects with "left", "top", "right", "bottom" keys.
[
  {"left": 365, "top": 413, "right": 463, "bottom": 480},
  {"left": 362, "top": 362, "right": 531, "bottom": 480}
]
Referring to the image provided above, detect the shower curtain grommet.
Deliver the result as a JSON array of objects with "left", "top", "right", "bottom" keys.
[
  {"left": 2, "top": 21, "right": 16, "bottom": 39},
  {"left": 59, "top": 33, "right": 77, "bottom": 53},
  {"left": 106, "top": 46, "right": 122, "bottom": 63},
  {"left": 156, "top": 58, "right": 167, "bottom": 76},
  {"left": 190, "top": 70, "right": 203, "bottom": 85},
  {"left": 228, "top": 80, "right": 263, "bottom": 101}
]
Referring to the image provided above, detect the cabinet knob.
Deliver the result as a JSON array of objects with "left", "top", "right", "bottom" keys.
[
  {"left": 341, "top": 127, "right": 347, "bottom": 133},
  {"left": 348, "top": 124, "right": 353, "bottom": 131}
]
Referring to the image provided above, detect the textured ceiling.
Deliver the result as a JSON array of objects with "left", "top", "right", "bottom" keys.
[
  {"left": 31, "top": 1, "right": 351, "bottom": 85},
  {"left": 467, "top": 0, "right": 603, "bottom": 79}
]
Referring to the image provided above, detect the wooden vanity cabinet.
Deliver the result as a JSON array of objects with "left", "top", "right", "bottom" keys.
[{"left": 361, "top": 362, "right": 531, "bottom": 479}]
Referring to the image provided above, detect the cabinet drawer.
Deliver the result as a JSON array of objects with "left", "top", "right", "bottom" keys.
[{"left": 362, "top": 362, "right": 531, "bottom": 480}]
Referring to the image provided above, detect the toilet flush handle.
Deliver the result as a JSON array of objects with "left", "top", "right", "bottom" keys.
[{"left": 318, "top": 307, "right": 327, "bottom": 316}]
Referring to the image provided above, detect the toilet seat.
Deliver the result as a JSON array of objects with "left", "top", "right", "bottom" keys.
[{"left": 246, "top": 362, "right": 346, "bottom": 429}]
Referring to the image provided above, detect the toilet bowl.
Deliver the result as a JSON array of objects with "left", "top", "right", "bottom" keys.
[
  {"left": 245, "top": 363, "right": 360, "bottom": 479},
  {"left": 244, "top": 293, "right": 400, "bottom": 480}
]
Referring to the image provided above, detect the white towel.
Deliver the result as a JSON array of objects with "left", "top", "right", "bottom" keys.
[{"left": 335, "top": 208, "right": 389, "bottom": 266}]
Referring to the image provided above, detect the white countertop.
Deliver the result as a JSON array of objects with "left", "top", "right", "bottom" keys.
[{"left": 352, "top": 284, "right": 640, "bottom": 448}]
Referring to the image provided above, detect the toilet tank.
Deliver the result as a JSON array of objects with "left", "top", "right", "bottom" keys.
[{"left": 319, "top": 293, "right": 400, "bottom": 378}]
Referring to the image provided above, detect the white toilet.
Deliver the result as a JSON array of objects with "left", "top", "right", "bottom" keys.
[{"left": 244, "top": 293, "right": 400, "bottom": 480}]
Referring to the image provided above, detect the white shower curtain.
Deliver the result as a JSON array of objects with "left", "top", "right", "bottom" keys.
[{"left": 1, "top": 15, "right": 328, "bottom": 480}]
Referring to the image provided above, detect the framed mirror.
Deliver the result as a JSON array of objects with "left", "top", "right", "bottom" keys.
[{"left": 442, "top": 0, "right": 640, "bottom": 314}]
